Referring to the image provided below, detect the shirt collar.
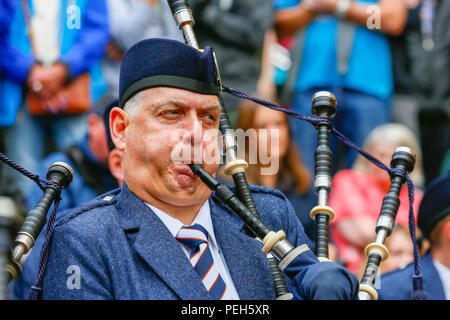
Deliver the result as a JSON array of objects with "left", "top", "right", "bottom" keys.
[
  {"left": 145, "top": 200, "right": 219, "bottom": 247},
  {"left": 433, "top": 258, "right": 450, "bottom": 274}
]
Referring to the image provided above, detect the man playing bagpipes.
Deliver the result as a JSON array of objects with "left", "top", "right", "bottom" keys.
[{"left": 38, "top": 38, "right": 358, "bottom": 300}]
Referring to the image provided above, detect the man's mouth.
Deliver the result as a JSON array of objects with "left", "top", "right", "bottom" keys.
[{"left": 174, "top": 164, "right": 196, "bottom": 179}]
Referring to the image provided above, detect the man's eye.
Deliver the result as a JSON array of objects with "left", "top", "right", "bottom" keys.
[
  {"left": 201, "top": 113, "right": 218, "bottom": 123},
  {"left": 161, "top": 110, "right": 180, "bottom": 117}
]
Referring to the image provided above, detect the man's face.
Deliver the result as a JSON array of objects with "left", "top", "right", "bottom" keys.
[
  {"left": 114, "top": 87, "right": 221, "bottom": 208},
  {"left": 88, "top": 114, "right": 109, "bottom": 164}
]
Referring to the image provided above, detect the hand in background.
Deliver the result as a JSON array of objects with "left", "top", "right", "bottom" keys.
[
  {"left": 27, "top": 63, "right": 47, "bottom": 97},
  {"left": 301, "top": 0, "right": 338, "bottom": 14},
  {"left": 41, "top": 89, "right": 70, "bottom": 114},
  {"left": 27, "top": 62, "right": 68, "bottom": 100}
]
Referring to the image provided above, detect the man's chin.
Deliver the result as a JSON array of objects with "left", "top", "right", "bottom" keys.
[{"left": 163, "top": 186, "right": 212, "bottom": 207}]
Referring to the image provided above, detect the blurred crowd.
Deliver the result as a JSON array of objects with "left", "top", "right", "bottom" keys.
[{"left": 0, "top": 0, "right": 449, "bottom": 299}]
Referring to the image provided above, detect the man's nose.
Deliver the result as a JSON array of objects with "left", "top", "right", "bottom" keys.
[{"left": 184, "top": 117, "right": 203, "bottom": 146}]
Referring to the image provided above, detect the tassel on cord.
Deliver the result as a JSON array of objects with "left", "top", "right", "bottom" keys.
[{"left": 405, "top": 178, "right": 427, "bottom": 300}]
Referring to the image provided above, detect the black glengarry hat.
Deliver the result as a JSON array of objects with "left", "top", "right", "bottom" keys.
[
  {"left": 119, "top": 38, "right": 219, "bottom": 108},
  {"left": 418, "top": 170, "right": 450, "bottom": 239}
]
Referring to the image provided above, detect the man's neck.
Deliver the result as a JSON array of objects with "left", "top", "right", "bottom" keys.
[{"left": 148, "top": 201, "right": 203, "bottom": 226}]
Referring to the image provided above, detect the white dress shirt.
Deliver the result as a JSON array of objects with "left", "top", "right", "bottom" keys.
[{"left": 146, "top": 201, "right": 240, "bottom": 300}]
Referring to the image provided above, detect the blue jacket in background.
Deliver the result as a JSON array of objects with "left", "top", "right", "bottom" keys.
[
  {"left": 0, "top": 0, "right": 17, "bottom": 121},
  {"left": 0, "top": 0, "right": 16, "bottom": 37},
  {"left": 0, "top": 0, "right": 109, "bottom": 127},
  {"left": 40, "top": 183, "right": 358, "bottom": 300},
  {"left": 378, "top": 252, "right": 446, "bottom": 300}
]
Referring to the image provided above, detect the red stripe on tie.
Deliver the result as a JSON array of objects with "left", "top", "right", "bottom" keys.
[{"left": 175, "top": 237, "right": 205, "bottom": 242}]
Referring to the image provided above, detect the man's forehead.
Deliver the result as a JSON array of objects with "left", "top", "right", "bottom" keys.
[{"left": 141, "top": 87, "right": 220, "bottom": 109}]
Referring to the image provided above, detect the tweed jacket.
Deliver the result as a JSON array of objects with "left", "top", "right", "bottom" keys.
[{"left": 42, "top": 183, "right": 356, "bottom": 300}]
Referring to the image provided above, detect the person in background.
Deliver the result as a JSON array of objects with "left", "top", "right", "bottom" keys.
[
  {"left": 379, "top": 171, "right": 450, "bottom": 300},
  {"left": 0, "top": 0, "right": 16, "bottom": 81},
  {"left": 9, "top": 97, "right": 120, "bottom": 300},
  {"left": 234, "top": 98, "right": 320, "bottom": 247},
  {"left": 25, "top": 95, "right": 118, "bottom": 214},
  {"left": 379, "top": 224, "right": 414, "bottom": 275},
  {"left": 389, "top": 0, "right": 449, "bottom": 186},
  {"left": 103, "top": 0, "right": 183, "bottom": 97},
  {"left": 273, "top": 0, "right": 407, "bottom": 175},
  {"left": 329, "top": 123, "right": 424, "bottom": 274},
  {"left": 0, "top": 0, "right": 110, "bottom": 198},
  {"left": 389, "top": 0, "right": 421, "bottom": 135},
  {"left": 189, "top": 0, "right": 274, "bottom": 126},
  {"left": 356, "top": 224, "right": 415, "bottom": 285},
  {"left": 405, "top": 0, "right": 449, "bottom": 185},
  {"left": 102, "top": 98, "right": 125, "bottom": 187}
]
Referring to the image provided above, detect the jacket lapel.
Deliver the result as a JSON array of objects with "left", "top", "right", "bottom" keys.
[
  {"left": 209, "top": 198, "right": 276, "bottom": 300},
  {"left": 422, "top": 252, "right": 446, "bottom": 300},
  {"left": 116, "top": 184, "right": 210, "bottom": 300}
]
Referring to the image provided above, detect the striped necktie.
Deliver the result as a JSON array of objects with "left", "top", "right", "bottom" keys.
[{"left": 176, "top": 224, "right": 227, "bottom": 300}]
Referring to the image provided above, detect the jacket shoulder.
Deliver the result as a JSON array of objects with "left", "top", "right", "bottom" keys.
[
  {"left": 54, "top": 188, "right": 121, "bottom": 231},
  {"left": 217, "top": 184, "right": 291, "bottom": 216},
  {"left": 247, "top": 184, "right": 289, "bottom": 201}
]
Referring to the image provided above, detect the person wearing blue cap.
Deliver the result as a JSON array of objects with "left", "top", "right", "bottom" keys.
[
  {"left": 378, "top": 171, "right": 450, "bottom": 300},
  {"left": 40, "top": 38, "right": 358, "bottom": 300}
]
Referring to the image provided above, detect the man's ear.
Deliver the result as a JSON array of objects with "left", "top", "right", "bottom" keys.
[
  {"left": 108, "top": 148, "right": 124, "bottom": 187},
  {"left": 110, "top": 107, "right": 129, "bottom": 151}
]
